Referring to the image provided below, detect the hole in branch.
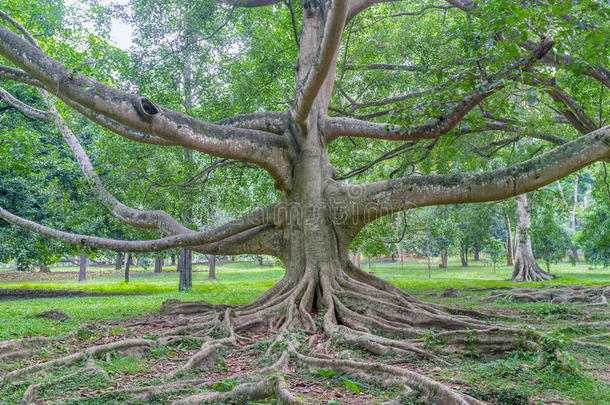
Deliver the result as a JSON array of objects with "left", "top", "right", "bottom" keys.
[{"left": 134, "top": 97, "right": 159, "bottom": 121}]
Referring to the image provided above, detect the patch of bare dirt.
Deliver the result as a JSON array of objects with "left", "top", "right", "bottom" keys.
[{"left": 0, "top": 288, "right": 144, "bottom": 300}]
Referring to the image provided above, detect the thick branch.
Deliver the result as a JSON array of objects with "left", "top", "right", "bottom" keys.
[
  {"left": 215, "top": 110, "right": 290, "bottom": 135},
  {"left": 324, "top": 37, "right": 554, "bottom": 141},
  {"left": 0, "top": 66, "right": 174, "bottom": 145},
  {"left": 218, "top": 0, "right": 281, "bottom": 7},
  {"left": 0, "top": 205, "right": 277, "bottom": 253},
  {"left": 535, "top": 76, "right": 598, "bottom": 134},
  {"left": 0, "top": 23, "right": 292, "bottom": 183},
  {"left": 2, "top": 83, "right": 189, "bottom": 235},
  {"left": 520, "top": 40, "right": 610, "bottom": 89},
  {"left": 353, "top": 125, "right": 610, "bottom": 222},
  {"left": 0, "top": 64, "right": 43, "bottom": 87},
  {"left": 293, "top": 0, "right": 348, "bottom": 126},
  {"left": 346, "top": 0, "right": 403, "bottom": 21},
  {"left": 0, "top": 87, "right": 51, "bottom": 120}
]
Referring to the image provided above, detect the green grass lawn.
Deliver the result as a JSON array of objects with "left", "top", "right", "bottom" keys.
[
  {"left": 1, "top": 258, "right": 608, "bottom": 404},
  {"left": 0, "top": 258, "right": 607, "bottom": 340}
]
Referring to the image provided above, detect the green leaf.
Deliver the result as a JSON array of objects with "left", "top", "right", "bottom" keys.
[
  {"left": 342, "top": 379, "right": 360, "bottom": 393},
  {"left": 317, "top": 369, "right": 336, "bottom": 377}
]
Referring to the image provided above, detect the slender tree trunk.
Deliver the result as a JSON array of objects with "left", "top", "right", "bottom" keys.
[
  {"left": 397, "top": 247, "right": 403, "bottom": 268},
  {"left": 179, "top": 249, "right": 192, "bottom": 291},
  {"left": 460, "top": 246, "right": 468, "bottom": 267},
  {"left": 570, "top": 175, "right": 580, "bottom": 262},
  {"left": 115, "top": 252, "right": 122, "bottom": 271},
  {"left": 78, "top": 254, "right": 87, "bottom": 282},
  {"left": 171, "top": 255, "right": 176, "bottom": 267},
  {"left": 440, "top": 249, "right": 448, "bottom": 269},
  {"left": 125, "top": 253, "right": 131, "bottom": 283},
  {"left": 426, "top": 240, "right": 431, "bottom": 278},
  {"left": 505, "top": 215, "right": 514, "bottom": 266},
  {"left": 208, "top": 254, "right": 216, "bottom": 280},
  {"left": 257, "top": 255, "right": 263, "bottom": 266},
  {"left": 511, "top": 194, "right": 554, "bottom": 282},
  {"left": 154, "top": 256, "right": 163, "bottom": 273}
]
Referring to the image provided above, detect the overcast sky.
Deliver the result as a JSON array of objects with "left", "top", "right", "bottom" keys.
[{"left": 68, "top": 0, "right": 134, "bottom": 50}]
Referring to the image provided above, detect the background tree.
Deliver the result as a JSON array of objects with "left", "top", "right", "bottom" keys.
[
  {"left": 577, "top": 163, "right": 610, "bottom": 267},
  {"left": 531, "top": 190, "right": 572, "bottom": 272}
]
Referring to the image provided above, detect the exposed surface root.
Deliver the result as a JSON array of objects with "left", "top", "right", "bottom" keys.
[
  {"left": 0, "top": 338, "right": 155, "bottom": 383},
  {"left": 4, "top": 264, "right": 586, "bottom": 404},
  {"left": 161, "top": 299, "right": 231, "bottom": 315},
  {"left": 292, "top": 350, "right": 483, "bottom": 405},
  {"left": 110, "top": 377, "right": 212, "bottom": 401},
  {"left": 22, "top": 365, "right": 107, "bottom": 404},
  {"left": 173, "top": 374, "right": 304, "bottom": 405},
  {"left": 511, "top": 257, "right": 554, "bottom": 282},
  {"left": 483, "top": 284, "right": 610, "bottom": 304},
  {"left": 0, "top": 337, "right": 53, "bottom": 361}
]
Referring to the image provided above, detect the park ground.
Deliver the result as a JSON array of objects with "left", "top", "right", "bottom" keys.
[{"left": 0, "top": 258, "right": 609, "bottom": 404}]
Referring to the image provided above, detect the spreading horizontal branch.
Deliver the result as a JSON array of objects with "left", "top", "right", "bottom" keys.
[
  {"left": 0, "top": 22, "right": 292, "bottom": 183},
  {"left": 0, "top": 65, "right": 177, "bottom": 145},
  {"left": 352, "top": 125, "right": 610, "bottom": 222},
  {"left": 324, "top": 36, "right": 554, "bottom": 142},
  {"left": 0, "top": 204, "right": 276, "bottom": 253},
  {"left": 215, "top": 110, "right": 290, "bottom": 135},
  {"left": 1, "top": 84, "right": 192, "bottom": 235},
  {"left": 218, "top": 0, "right": 281, "bottom": 7},
  {"left": 347, "top": 0, "right": 403, "bottom": 21},
  {"left": 0, "top": 64, "right": 43, "bottom": 87}
]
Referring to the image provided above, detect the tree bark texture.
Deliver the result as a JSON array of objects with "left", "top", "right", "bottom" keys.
[
  {"left": 208, "top": 254, "right": 216, "bottom": 280},
  {"left": 78, "top": 254, "right": 87, "bottom": 282},
  {"left": 154, "top": 256, "right": 163, "bottom": 273},
  {"left": 179, "top": 249, "right": 193, "bottom": 291},
  {"left": 505, "top": 216, "right": 514, "bottom": 266},
  {"left": 125, "top": 253, "right": 132, "bottom": 283}
]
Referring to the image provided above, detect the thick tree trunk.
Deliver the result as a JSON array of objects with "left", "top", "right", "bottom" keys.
[
  {"left": 505, "top": 216, "right": 514, "bottom": 266},
  {"left": 208, "top": 254, "right": 216, "bottom": 280},
  {"left": 257, "top": 255, "right": 263, "bottom": 266},
  {"left": 39, "top": 264, "right": 50, "bottom": 273},
  {"left": 511, "top": 194, "right": 554, "bottom": 282},
  {"left": 440, "top": 249, "right": 448, "bottom": 269},
  {"left": 154, "top": 256, "right": 163, "bottom": 273},
  {"left": 178, "top": 249, "right": 192, "bottom": 291},
  {"left": 125, "top": 253, "right": 132, "bottom": 283},
  {"left": 473, "top": 249, "right": 480, "bottom": 261},
  {"left": 78, "top": 254, "right": 87, "bottom": 282}
]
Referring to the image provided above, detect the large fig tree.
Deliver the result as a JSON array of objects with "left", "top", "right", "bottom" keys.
[{"left": 0, "top": 0, "right": 609, "bottom": 402}]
